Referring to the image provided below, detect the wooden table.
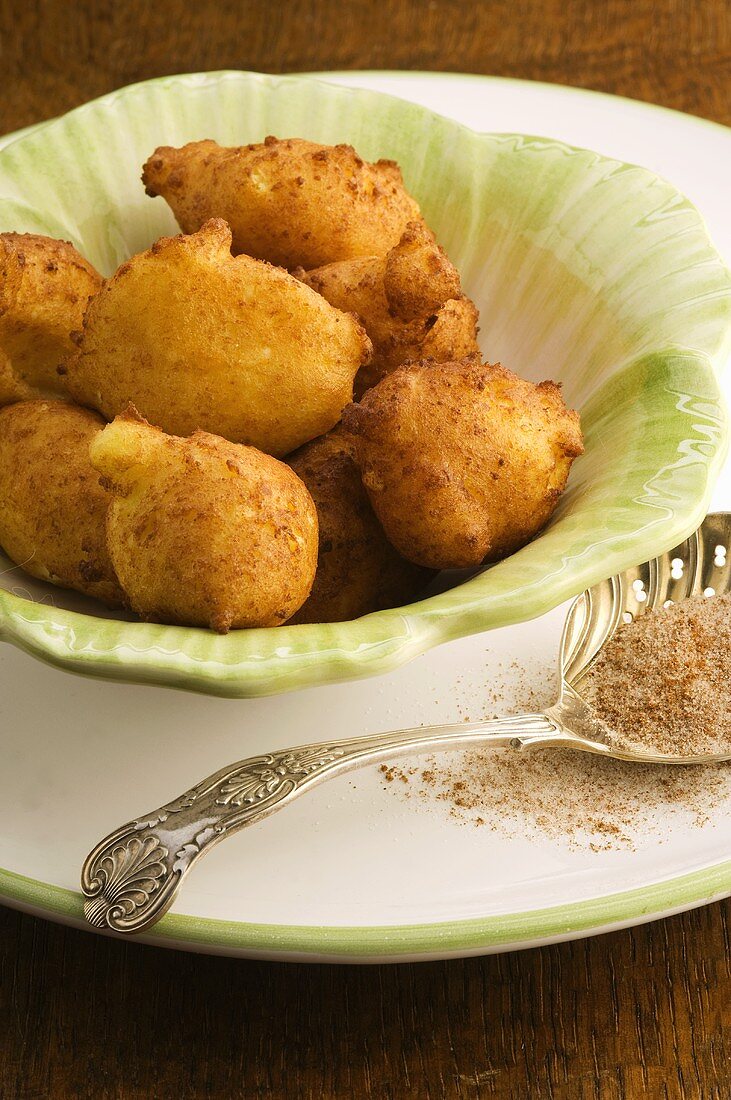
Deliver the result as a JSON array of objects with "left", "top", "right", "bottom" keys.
[{"left": 1, "top": 2, "right": 729, "bottom": 1096}]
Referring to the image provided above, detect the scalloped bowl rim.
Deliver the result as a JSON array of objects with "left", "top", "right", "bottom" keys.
[{"left": 0, "top": 70, "right": 729, "bottom": 697}]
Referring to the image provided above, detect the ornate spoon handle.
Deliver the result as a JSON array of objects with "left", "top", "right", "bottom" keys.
[{"left": 82, "top": 712, "right": 568, "bottom": 934}]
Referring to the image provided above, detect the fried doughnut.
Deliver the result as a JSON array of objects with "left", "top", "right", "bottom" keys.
[
  {"left": 288, "top": 427, "right": 432, "bottom": 623},
  {"left": 0, "top": 400, "right": 123, "bottom": 605},
  {"left": 65, "top": 219, "right": 371, "bottom": 456},
  {"left": 343, "top": 356, "right": 584, "bottom": 570},
  {"left": 142, "top": 137, "right": 422, "bottom": 270},
  {"left": 0, "top": 233, "right": 101, "bottom": 403},
  {"left": 90, "top": 410, "right": 318, "bottom": 632}
]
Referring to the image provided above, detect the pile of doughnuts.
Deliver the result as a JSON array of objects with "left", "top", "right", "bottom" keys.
[{"left": 0, "top": 137, "right": 582, "bottom": 632}]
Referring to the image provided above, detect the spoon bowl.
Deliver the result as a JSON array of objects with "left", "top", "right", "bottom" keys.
[{"left": 81, "top": 513, "right": 731, "bottom": 935}]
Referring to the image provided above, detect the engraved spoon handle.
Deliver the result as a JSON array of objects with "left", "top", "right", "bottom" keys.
[{"left": 82, "top": 712, "right": 573, "bottom": 934}]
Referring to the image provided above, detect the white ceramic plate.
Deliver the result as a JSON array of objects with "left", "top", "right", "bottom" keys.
[{"left": 1, "top": 72, "right": 730, "bottom": 962}]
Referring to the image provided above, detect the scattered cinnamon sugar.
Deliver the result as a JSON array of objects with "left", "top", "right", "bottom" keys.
[
  {"left": 383, "top": 746, "right": 730, "bottom": 851},
  {"left": 581, "top": 593, "right": 731, "bottom": 757},
  {"left": 379, "top": 600, "right": 731, "bottom": 851}
]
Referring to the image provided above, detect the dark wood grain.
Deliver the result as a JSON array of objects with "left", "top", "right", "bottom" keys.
[
  {"left": 1, "top": 902, "right": 730, "bottom": 1099},
  {"left": 1, "top": 1, "right": 730, "bottom": 1096},
  {"left": 1, "top": 0, "right": 731, "bottom": 133}
]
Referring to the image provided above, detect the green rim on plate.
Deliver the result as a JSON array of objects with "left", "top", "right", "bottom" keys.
[{"left": 1, "top": 855, "right": 729, "bottom": 959}]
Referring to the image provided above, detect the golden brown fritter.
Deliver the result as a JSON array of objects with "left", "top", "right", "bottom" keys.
[
  {"left": 90, "top": 410, "right": 319, "bottom": 632},
  {"left": 0, "top": 234, "right": 102, "bottom": 404},
  {"left": 142, "top": 137, "right": 422, "bottom": 270},
  {"left": 65, "top": 219, "right": 371, "bottom": 456},
  {"left": 343, "top": 356, "right": 584, "bottom": 570},
  {"left": 0, "top": 400, "right": 123, "bottom": 606},
  {"left": 288, "top": 427, "right": 432, "bottom": 623},
  {"left": 299, "top": 222, "right": 479, "bottom": 396}
]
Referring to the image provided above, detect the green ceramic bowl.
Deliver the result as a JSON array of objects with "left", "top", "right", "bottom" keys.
[{"left": 0, "top": 70, "right": 729, "bottom": 697}]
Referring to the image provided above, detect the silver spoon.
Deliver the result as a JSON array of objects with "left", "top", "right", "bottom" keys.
[{"left": 81, "top": 511, "right": 731, "bottom": 935}]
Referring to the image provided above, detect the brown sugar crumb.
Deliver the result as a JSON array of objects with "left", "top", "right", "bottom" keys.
[{"left": 582, "top": 593, "right": 731, "bottom": 757}]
